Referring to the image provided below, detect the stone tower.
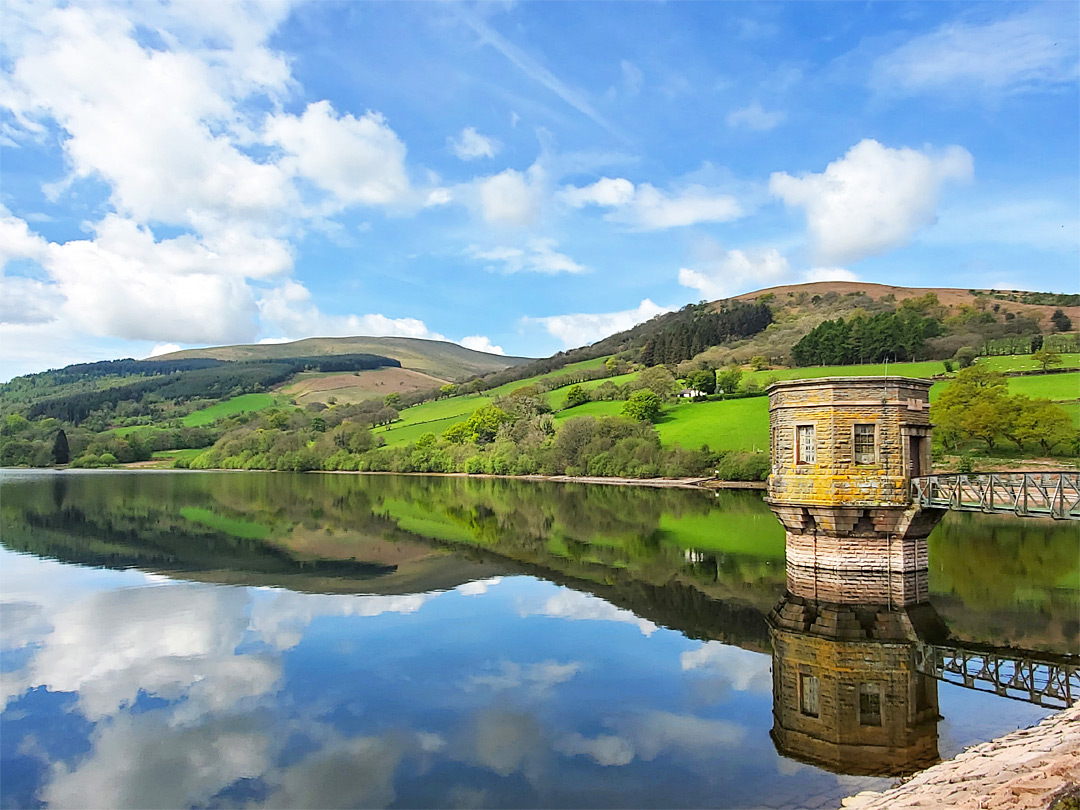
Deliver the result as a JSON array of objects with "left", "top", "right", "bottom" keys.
[{"left": 765, "top": 377, "right": 945, "bottom": 606}]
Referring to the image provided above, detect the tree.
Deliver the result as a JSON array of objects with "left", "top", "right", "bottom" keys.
[
  {"left": 687, "top": 369, "right": 716, "bottom": 395},
  {"left": 439, "top": 383, "right": 457, "bottom": 398},
  {"left": 605, "top": 357, "right": 618, "bottom": 376},
  {"left": 564, "top": 385, "right": 588, "bottom": 408},
  {"left": 1032, "top": 348, "right": 1063, "bottom": 372},
  {"left": 716, "top": 367, "right": 742, "bottom": 395},
  {"left": 1004, "top": 397, "right": 1075, "bottom": 455},
  {"left": 635, "top": 366, "right": 678, "bottom": 399},
  {"left": 932, "top": 366, "right": 1009, "bottom": 451},
  {"left": 384, "top": 393, "right": 402, "bottom": 408},
  {"left": 621, "top": 390, "right": 661, "bottom": 423},
  {"left": 1030, "top": 334, "right": 1044, "bottom": 353},
  {"left": 52, "top": 429, "right": 70, "bottom": 465},
  {"left": 1051, "top": 309, "right": 1073, "bottom": 332},
  {"left": 954, "top": 347, "right": 977, "bottom": 368},
  {"left": 750, "top": 356, "right": 768, "bottom": 371}
]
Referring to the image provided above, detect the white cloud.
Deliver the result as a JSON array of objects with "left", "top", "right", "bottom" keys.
[
  {"left": 474, "top": 165, "right": 545, "bottom": 227},
  {"left": 679, "top": 641, "right": 772, "bottom": 692},
  {"left": 257, "top": 279, "right": 446, "bottom": 342},
  {"left": 518, "top": 589, "right": 659, "bottom": 635},
  {"left": 148, "top": 343, "right": 182, "bottom": 358},
  {"left": 560, "top": 177, "right": 741, "bottom": 230},
  {"left": 466, "top": 238, "right": 586, "bottom": 275},
  {"left": 449, "top": 126, "right": 501, "bottom": 160},
  {"left": 526, "top": 299, "right": 672, "bottom": 349},
  {"left": 266, "top": 100, "right": 411, "bottom": 208},
  {"left": 873, "top": 6, "right": 1080, "bottom": 97},
  {"left": 678, "top": 245, "right": 789, "bottom": 300},
  {"left": 0, "top": 275, "right": 64, "bottom": 325},
  {"left": 555, "top": 733, "right": 634, "bottom": 766},
  {"left": 4, "top": 5, "right": 294, "bottom": 230},
  {"left": 726, "top": 101, "right": 786, "bottom": 131},
  {"left": 467, "top": 660, "right": 582, "bottom": 693},
  {"left": 456, "top": 577, "right": 504, "bottom": 596},
  {"left": 561, "top": 177, "right": 635, "bottom": 208},
  {"left": 460, "top": 336, "right": 506, "bottom": 356},
  {"left": 770, "top": 139, "right": 973, "bottom": 264},
  {"left": 0, "top": 4, "right": 452, "bottom": 361},
  {"left": 803, "top": 267, "right": 859, "bottom": 283}
]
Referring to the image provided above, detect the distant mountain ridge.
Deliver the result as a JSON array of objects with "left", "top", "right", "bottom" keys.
[{"left": 152, "top": 336, "right": 532, "bottom": 381}]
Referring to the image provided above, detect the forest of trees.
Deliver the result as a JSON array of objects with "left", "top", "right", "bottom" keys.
[
  {"left": 791, "top": 310, "right": 942, "bottom": 366},
  {"left": 639, "top": 301, "right": 773, "bottom": 366}
]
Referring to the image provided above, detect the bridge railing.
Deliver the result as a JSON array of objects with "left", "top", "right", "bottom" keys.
[
  {"left": 914, "top": 643, "right": 1079, "bottom": 709},
  {"left": 911, "top": 471, "right": 1080, "bottom": 520}
]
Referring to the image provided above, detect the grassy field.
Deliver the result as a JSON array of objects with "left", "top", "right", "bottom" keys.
[
  {"left": 654, "top": 399, "right": 770, "bottom": 452},
  {"left": 181, "top": 393, "right": 282, "bottom": 426},
  {"left": 1005, "top": 372, "right": 1079, "bottom": 401},
  {"left": 551, "top": 397, "right": 771, "bottom": 453},
  {"left": 977, "top": 354, "right": 1079, "bottom": 372},
  {"left": 484, "top": 355, "right": 613, "bottom": 398}
]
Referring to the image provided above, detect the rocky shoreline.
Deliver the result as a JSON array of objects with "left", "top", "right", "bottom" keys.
[{"left": 840, "top": 704, "right": 1079, "bottom": 810}]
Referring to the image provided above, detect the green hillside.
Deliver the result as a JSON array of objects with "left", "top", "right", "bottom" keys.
[{"left": 153, "top": 336, "right": 531, "bottom": 380}]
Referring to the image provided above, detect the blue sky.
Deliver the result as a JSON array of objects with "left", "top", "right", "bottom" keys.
[{"left": 1, "top": 1, "right": 1077, "bottom": 379}]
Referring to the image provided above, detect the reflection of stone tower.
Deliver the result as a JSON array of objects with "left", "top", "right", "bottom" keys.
[
  {"left": 768, "top": 583, "right": 945, "bottom": 776},
  {"left": 766, "top": 377, "right": 945, "bottom": 606}
]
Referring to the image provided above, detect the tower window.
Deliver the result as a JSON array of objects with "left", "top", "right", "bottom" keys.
[
  {"left": 796, "top": 425, "right": 816, "bottom": 465},
  {"left": 799, "top": 673, "right": 819, "bottom": 717},
  {"left": 859, "top": 683, "right": 882, "bottom": 726},
  {"left": 854, "top": 424, "right": 876, "bottom": 464}
]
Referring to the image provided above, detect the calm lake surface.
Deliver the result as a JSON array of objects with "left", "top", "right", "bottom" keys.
[{"left": 1, "top": 470, "right": 1077, "bottom": 809}]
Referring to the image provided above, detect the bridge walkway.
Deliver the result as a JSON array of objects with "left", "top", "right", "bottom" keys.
[{"left": 911, "top": 471, "right": 1080, "bottom": 520}]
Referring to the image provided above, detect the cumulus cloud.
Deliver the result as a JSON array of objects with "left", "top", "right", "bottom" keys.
[
  {"left": 460, "top": 335, "right": 506, "bottom": 356},
  {"left": 525, "top": 299, "right": 673, "bottom": 349},
  {"left": 679, "top": 641, "right": 772, "bottom": 692},
  {"left": 726, "top": 101, "right": 785, "bottom": 131},
  {"left": 474, "top": 165, "right": 545, "bottom": 226},
  {"left": 0, "top": 275, "right": 64, "bottom": 325},
  {"left": 466, "top": 238, "right": 586, "bottom": 275},
  {"left": 770, "top": 139, "right": 973, "bottom": 264},
  {"left": 561, "top": 177, "right": 635, "bottom": 208},
  {"left": 266, "top": 100, "right": 411, "bottom": 208},
  {"left": 518, "top": 589, "right": 659, "bottom": 635},
  {"left": 449, "top": 126, "right": 501, "bottom": 160},
  {"left": 555, "top": 733, "right": 634, "bottom": 767},
  {"left": 467, "top": 660, "right": 582, "bottom": 693},
  {"left": 678, "top": 244, "right": 790, "bottom": 300},
  {"left": 803, "top": 267, "right": 859, "bottom": 283},
  {"left": 258, "top": 279, "right": 446, "bottom": 342},
  {"left": 872, "top": 6, "right": 1080, "bottom": 97},
  {"left": 560, "top": 177, "right": 741, "bottom": 230},
  {"left": 0, "top": 3, "right": 448, "bottom": 357},
  {"left": 148, "top": 343, "right": 182, "bottom": 358}
]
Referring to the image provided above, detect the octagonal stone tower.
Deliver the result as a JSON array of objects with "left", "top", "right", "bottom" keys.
[{"left": 765, "top": 377, "right": 945, "bottom": 605}]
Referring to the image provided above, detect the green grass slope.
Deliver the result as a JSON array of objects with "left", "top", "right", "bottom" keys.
[{"left": 152, "top": 336, "right": 531, "bottom": 380}]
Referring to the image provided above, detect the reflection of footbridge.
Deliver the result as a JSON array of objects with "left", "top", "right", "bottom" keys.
[
  {"left": 761, "top": 377, "right": 1080, "bottom": 777},
  {"left": 913, "top": 641, "right": 1078, "bottom": 709}
]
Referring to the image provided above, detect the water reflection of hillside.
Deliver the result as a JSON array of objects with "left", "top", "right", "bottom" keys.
[{"left": 1, "top": 471, "right": 1075, "bottom": 655}]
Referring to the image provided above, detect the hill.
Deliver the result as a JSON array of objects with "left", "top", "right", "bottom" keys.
[
  {"left": 735, "top": 281, "right": 1078, "bottom": 322},
  {"left": 153, "top": 336, "right": 531, "bottom": 380}
]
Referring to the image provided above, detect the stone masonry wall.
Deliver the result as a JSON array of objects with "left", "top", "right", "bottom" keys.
[{"left": 768, "top": 377, "right": 933, "bottom": 509}]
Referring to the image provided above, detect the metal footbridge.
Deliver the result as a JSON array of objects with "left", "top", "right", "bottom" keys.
[{"left": 912, "top": 471, "right": 1080, "bottom": 520}]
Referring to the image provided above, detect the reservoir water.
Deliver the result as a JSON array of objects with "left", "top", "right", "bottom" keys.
[{"left": 1, "top": 470, "right": 1076, "bottom": 809}]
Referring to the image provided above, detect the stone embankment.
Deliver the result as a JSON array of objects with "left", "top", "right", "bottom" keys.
[{"left": 841, "top": 705, "right": 1079, "bottom": 809}]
